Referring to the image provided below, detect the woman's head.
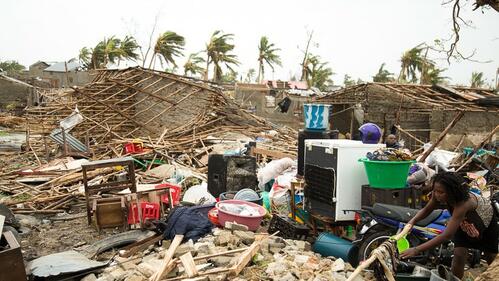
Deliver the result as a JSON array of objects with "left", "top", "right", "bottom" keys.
[{"left": 431, "top": 172, "right": 470, "bottom": 206}]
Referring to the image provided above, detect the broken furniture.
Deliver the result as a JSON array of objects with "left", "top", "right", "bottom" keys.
[
  {"left": 124, "top": 185, "right": 172, "bottom": 229},
  {"left": 82, "top": 157, "right": 137, "bottom": 227},
  {"left": 92, "top": 197, "right": 128, "bottom": 232},
  {"left": 0, "top": 231, "right": 27, "bottom": 281}
]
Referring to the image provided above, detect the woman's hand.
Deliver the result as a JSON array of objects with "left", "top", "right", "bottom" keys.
[{"left": 400, "top": 247, "right": 420, "bottom": 259}]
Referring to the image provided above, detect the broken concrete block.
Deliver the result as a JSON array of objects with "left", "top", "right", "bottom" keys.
[
  {"left": 96, "top": 275, "right": 113, "bottom": 281},
  {"left": 208, "top": 273, "right": 228, "bottom": 281},
  {"left": 331, "top": 271, "right": 348, "bottom": 281},
  {"left": 293, "top": 255, "right": 309, "bottom": 266},
  {"left": 224, "top": 221, "right": 249, "bottom": 231},
  {"left": 331, "top": 258, "right": 345, "bottom": 272},
  {"left": 124, "top": 274, "right": 146, "bottom": 281},
  {"left": 268, "top": 242, "right": 286, "bottom": 249},
  {"left": 269, "top": 247, "right": 282, "bottom": 254},
  {"left": 276, "top": 272, "right": 297, "bottom": 281},
  {"left": 194, "top": 242, "right": 213, "bottom": 256},
  {"left": 233, "top": 230, "right": 255, "bottom": 245},
  {"left": 174, "top": 240, "right": 196, "bottom": 257},
  {"left": 214, "top": 231, "right": 234, "bottom": 246},
  {"left": 297, "top": 269, "right": 314, "bottom": 280},
  {"left": 107, "top": 267, "right": 127, "bottom": 280},
  {"left": 136, "top": 263, "right": 155, "bottom": 278},
  {"left": 294, "top": 240, "right": 311, "bottom": 251},
  {"left": 209, "top": 256, "right": 233, "bottom": 267},
  {"left": 81, "top": 274, "right": 97, "bottom": 281}
]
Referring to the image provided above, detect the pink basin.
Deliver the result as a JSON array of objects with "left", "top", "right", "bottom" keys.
[{"left": 216, "top": 200, "right": 266, "bottom": 231}]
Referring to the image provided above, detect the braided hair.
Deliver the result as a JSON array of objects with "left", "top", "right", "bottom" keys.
[{"left": 432, "top": 172, "right": 470, "bottom": 207}]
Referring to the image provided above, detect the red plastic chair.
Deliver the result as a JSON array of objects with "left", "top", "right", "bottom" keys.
[
  {"left": 128, "top": 202, "right": 160, "bottom": 224},
  {"left": 155, "top": 183, "right": 181, "bottom": 206}
]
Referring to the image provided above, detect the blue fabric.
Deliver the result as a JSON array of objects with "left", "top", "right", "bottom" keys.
[{"left": 162, "top": 206, "right": 213, "bottom": 242}]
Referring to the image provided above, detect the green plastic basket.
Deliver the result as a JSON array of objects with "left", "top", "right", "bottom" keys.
[{"left": 359, "top": 158, "right": 415, "bottom": 189}]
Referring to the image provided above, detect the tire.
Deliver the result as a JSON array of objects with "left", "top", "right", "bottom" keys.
[{"left": 357, "top": 229, "right": 395, "bottom": 264}]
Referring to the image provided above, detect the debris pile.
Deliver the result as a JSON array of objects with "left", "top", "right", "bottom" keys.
[{"left": 84, "top": 227, "right": 367, "bottom": 281}]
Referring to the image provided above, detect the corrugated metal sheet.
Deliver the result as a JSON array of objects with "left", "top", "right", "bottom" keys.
[
  {"left": 44, "top": 61, "right": 81, "bottom": 72},
  {"left": 49, "top": 128, "right": 88, "bottom": 152}
]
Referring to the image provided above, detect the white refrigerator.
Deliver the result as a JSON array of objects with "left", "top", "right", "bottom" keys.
[{"left": 303, "top": 139, "right": 385, "bottom": 221}]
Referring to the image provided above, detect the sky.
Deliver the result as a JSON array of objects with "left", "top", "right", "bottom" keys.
[{"left": 1, "top": 0, "right": 498, "bottom": 86}]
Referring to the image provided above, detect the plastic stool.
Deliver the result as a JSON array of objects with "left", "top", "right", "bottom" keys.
[{"left": 128, "top": 202, "right": 160, "bottom": 224}]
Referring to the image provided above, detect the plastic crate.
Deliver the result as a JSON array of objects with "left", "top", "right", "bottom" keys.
[
  {"left": 268, "top": 214, "right": 309, "bottom": 240},
  {"left": 361, "top": 185, "right": 423, "bottom": 209}
]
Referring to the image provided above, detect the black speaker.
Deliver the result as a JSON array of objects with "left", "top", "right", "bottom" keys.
[
  {"left": 297, "top": 129, "right": 339, "bottom": 176},
  {"left": 208, "top": 155, "right": 257, "bottom": 197}
]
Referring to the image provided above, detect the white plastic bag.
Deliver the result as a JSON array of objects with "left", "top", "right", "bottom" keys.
[{"left": 257, "top": 157, "right": 295, "bottom": 188}]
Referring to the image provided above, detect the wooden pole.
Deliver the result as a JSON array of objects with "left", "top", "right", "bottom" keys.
[
  {"left": 419, "top": 111, "right": 465, "bottom": 163},
  {"left": 394, "top": 125, "right": 425, "bottom": 145},
  {"left": 453, "top": 134, "right": 466, "bottom": 152}
]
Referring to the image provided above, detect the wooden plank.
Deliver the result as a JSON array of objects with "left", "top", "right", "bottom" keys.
[
  {"left": 419, "top": 111, "right": 465, "bottom": 162},
  {"left": 151, "top": 234, "right": 184, "bottom": 281},
  {"left": 179, "top": 252, "right": 198, "bottom": 278},
  {"left": 229, "top": 241, "right": 261, "bottom": 276}
]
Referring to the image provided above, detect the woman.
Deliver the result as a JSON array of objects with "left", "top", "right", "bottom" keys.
[{"left": 400, "top": 172, "right": 498, "bottom": 278}]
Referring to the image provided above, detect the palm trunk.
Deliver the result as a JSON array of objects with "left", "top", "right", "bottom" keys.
[
  {"left": 204, "top": 55, "right": 210, "bottom": 80},
  {"left": 257, "top": 62, "right": 262, "bottom": 83},
  {"left": 148, "top": 53, "right": 155, "bottom": 69}
]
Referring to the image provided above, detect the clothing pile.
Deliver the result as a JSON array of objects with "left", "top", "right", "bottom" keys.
[{"left": 366, "top": 148, "right": 413, "bottom": 161}]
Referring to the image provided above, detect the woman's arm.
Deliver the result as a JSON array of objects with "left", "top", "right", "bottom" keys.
[
  {"left": 407, "top": 196, "right": 438, "bottom": 226},
  {"left": 401, "top": 202, "right": 468, "bottom": 259}
]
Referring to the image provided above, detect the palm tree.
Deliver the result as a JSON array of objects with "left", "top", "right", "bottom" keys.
[
  {"left": 149, "top": 31, "right": 185, "bottom": 69},
  {"left": 421, "top": 66, "right": 448, "bottom": 85},
  {"left": 0, "top": 60, "right": 25, "bottom": 76},
  {"left": 398, "top": 45, "right": 425, "bottom": 83},
  {"left": 183, "top": 53, "right": 205, "bottom": 77},
  {"left": 78, "top": 36, "right": 140, "bottom": 70},
  {"left": 256, "top": 36, "right": 282, "bottom": 82},
  {"left": 117, "top": 36, "right": 140, "bottom": 65},
  {"left": 305, "top": 54, "right": 334, "bottom": 91},
  {"left": 205, "top": 30, "right": 239, "bottom": 82},
  {"left": 344, "top": 74, "right": 356, "bottom": 87},
  {"left": 373, "top": 63, "right": 395, "bottom": 82},
  {"left": 470, "top": 72, "right": 486, "bottom": 88},
  {"left": 78, "top": 47, "right": 92, "bottom": 69},
  {"left": 245, "top": 68, "right": 256, "bottom": 83}
]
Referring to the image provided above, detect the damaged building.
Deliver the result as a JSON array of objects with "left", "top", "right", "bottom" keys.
[{"left": 315, "top": 82, "right": 499, "bottom": 149}]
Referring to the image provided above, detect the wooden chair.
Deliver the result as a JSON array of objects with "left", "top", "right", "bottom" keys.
[
  {"left": 82, "top": 157, "right": 137, "bottom": 228},
  {"left": 92, "top": 197, "right": 128, "bottom": 231}
]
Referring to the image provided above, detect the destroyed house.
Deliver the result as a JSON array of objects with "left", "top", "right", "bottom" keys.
[
  {"left": 315, "top": 83, "right": 499, "bottom": 150},
  {"left": 25, "top": 67, "right": 297, "bottom": 162}
]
